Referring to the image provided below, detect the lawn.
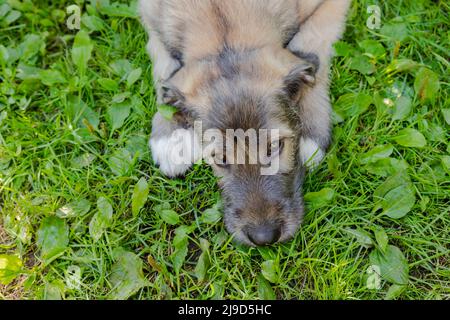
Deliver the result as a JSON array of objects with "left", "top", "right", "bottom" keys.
[{"left": 0, "top": 0, "right": 449, "bottom": 300}]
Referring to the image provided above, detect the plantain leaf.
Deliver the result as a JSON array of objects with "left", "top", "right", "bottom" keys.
[
  {"left": 89, "top": 197, "right": 113, "bottom": 242},
  {"left": 37, "top": 216, "right": 69, "bottom": 263},
  {"left": 304, "top": 187, "right": 335, "bottom": 207},
  {"left": 132, "top": 177, "right": 149, "bottom": 216},
  {"left": 261, "top": 260, "right": 279, "bottom": 284},
  {"left": 370, "top": 245, "right": 409, "bottom": 285},
  {"left": 71, "top": 30, "right": 93, "bottom": 73},
  {"left": 0, "top": 254, "right": 23, "bottom": 285},
  {"left": 394, "top": 128, "right": 427, "bottom": 148},
  {"left": 108, "top": 250, "right": 148, "bottom": 300},
  {"left": 414, "top": 68, "right": 440, "bottom": 103}
]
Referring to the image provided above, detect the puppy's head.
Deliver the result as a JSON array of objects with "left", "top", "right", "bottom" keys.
[{"left": 162, "top": 46, "right": 318, "bottom": 246}]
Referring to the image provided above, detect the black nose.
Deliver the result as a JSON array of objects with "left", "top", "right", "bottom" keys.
[{"left": 247, "top": 224, "right": 281, "bottom": 246}]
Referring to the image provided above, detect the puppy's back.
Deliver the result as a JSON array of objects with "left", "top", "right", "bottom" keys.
[{"left": 140, "top": 0, "right": 308, "bottom": 62}]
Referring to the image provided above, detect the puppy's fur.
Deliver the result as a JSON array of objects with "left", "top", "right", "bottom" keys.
[{"left": 139, "top": 0, "right": 351, "bottom": 246}]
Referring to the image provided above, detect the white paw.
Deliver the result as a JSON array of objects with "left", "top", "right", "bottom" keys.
[
  {"left": 149, "top": 129, "right": 202, "bottom": 177},
  {"left": 299, "top": 137, "right": 324, "bottom": 170}
]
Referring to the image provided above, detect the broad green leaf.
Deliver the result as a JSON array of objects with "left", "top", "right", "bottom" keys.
[
  {"left": 211, "top": 282, "right": 225, "bottom": 300},
  {"left": 392, "top": 96, "right": 412, "bottom": 120},
  {"left": 333, "top": 41, "right": 354, "bottom": 57},
  {"left": 370, "top": 245, "right": 409, "bottom": 285},
  {"left": 153, "top": 202, "right": 171, "bottom": 214},
  {"left": 108, "top": 148, "right": 133, "bottom": 176},
  {"left": 99, "top": 3, "right": 138, "bottom": 18},
  {"left": 0, "top": 110, "right": 7, "bottom": 125},
  {"left": 71, "top": 153, "right": 96, "bottom": 169},
  {"left": 171, "top": 226, "right": 189, "bottom": 273},
  {"left": 132, "top": 177, "right": 149, "bottom": 216},
  {"left": 160, "top": 209, "right": 180, "bottom": 225},
  {"left": 212, "top": 230, "right": 229, "bottom": 248},
  {"left": 89, "top": 197, "right": 113, "bottom": 242},
  {"left": 414, "top": 68, "right": 440, "bottom": 103},
  {"left": 127, "top": 68, "right": 142, "bottom": 87},
  {"left": 426, "top": 123, "right": 445, "bottom": 142},
  {"left": 56, "top": 199, "right": 91, "bottom": 218},
  {"left": 108, "top": 250, "right": 148, "bottom": 300},
  {"left": 18, "top": 34, "right": 44, "bottom": 62},
  {"left": 394, "top": 128, "right": 427, "bottom": 148},
  {"left": 0, "top": 254, "right": 23, "bottom": 285},
  {"left": 374, "top": 171, "right": 411, "bottom": 200},
  {"left": 333, "top": 93, "right": 372, "bottom": 121},
  {"left": 374, "top": 228, "right": 389, "bottom": 253},
  {"left": 257, "top": 274, "right": 276, "bottom": 300},
  {"left": 257, "top": 247, "right": 276, "bottom": 261},
  {"left": 344, "top": 228, "right": 374, "bottom": 248},
  {"left": 0, "top": 3, "right": 10, "bottom": 18},
  {"left": 23, "top": 273, "right": 36, "bottom": 291},
  {"left": 442, "top": 109, "right": 450, "bottom": 125},
  {"left": 200, "top": 201, "right": 222, "bottom": 224},
  {"left": 349, "top": 54, "right": 376, "bottom": 75},
  {"left": 158, "top": 104, "right": 178, "bottom": 120},
  {"left": 386, "top": 59, "right": 418, "bottom": 74},
  {"left": 125, "top": 134, "right": 149, "bottom": 160},
  {"left": 381, "top": 184, "right": 415, "bottom": 219},
  {"left": 71, "top": 30, "right": 93, "bottom": 73},
  {"left": 39, "top": 70, "right": 66, "bottom": 86},
  {"left": 0, "top": 44, "right": 9, "bottom": 64},
  {"left": 360, "top": 144, "right": 394, "bottom": 165},
  {"left": 81, "top": 14, "right": 105, "bottom": 32},
  {"left": 44, "top": 280, "right": 65, "bottom": 300},
  {"left": 97, "top": 78, "right": 118, "bottom": 91},
  {"left": 380, "top": 23, "right": 409, "bottom": 41},
  {"left": 107, "top": 100, "right": 131, "bottom": 131},
  {"left": 261, "top": 260, "right": 278, "bottom": 283},
  {"left": 66, "top": 96, "right": 100, "bottom": 129},
  {"left": 359, "top": 40, "right": 386, "bottom": 58},
  {"left": 4, "top": 10, "right": 21, "bottom": 25},
  {"left": 3, "top": 212, "right": 32, "bottom": 245},
  {"left": 385, "top": 284, "right": 406, "bottom": 300},
  {"left": 108, "top": 90, "right": 130, "bottom": 103},
  {"left": 304, "top": 187, "right": 334, "bottom": 207},
  {"left": 364, "top": 157, "right": 409, "bottom": 177},
  {"left": 194, "top": 239, "right": 210, "bottom": 282},
  {"left": 441, "top": 155, "right": 450, "bottom": 171},
  {"left": 37, "top": 216, "right": 69, "bottom": 263},
  {"left": 110, "top": 59, "right": 132, "bottom": 78},
  {"left": 374, "top": 172, "right": 415, "bottom": 218}
]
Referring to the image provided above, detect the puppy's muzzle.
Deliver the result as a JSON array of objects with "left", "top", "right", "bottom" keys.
[{"left": 245, "top": 222, "right": 282, "bottom": 246}]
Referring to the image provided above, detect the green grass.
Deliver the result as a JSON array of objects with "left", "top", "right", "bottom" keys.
[{"left": 0, "top": 0, "right": 449, "bottom": 300}]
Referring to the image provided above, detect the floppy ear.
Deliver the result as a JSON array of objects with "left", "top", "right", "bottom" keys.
[
  {"left": 160, "top": 82, "right": 196, "bottom": 127},
  {"left": 161, "top": 83, "right": 185, "bottom": 107},
  {"left": 283, "top": 53, "right": 319, "bottom": 100}
]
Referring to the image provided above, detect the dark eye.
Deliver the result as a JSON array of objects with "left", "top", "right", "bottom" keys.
[{"left": 268, "top": 139, "right": 285, "bottom": 157}]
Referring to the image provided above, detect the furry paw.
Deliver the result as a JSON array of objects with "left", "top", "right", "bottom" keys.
[
  {"left": 299, "top": 137, "right": 325, "bottom": 170},
  {"left": 149, "top": 128, "right": 202, "bottom": 177}
]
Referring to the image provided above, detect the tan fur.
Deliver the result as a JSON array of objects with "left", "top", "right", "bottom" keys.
[
  {"left": 140, "top": 0, "right": 323, "bottom": 61},
  {"left": 289, "top": 0, "right": 352, "bottom": 147},
  {"left": 139, "top": 0, "right": 351, "bottom": 246}
]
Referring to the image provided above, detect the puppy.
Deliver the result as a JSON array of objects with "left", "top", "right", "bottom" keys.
[{"left": 139, "top": 0, "right": 351, "bottom": 246}]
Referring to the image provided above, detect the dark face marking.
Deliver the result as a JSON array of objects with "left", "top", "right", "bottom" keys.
[
  {"left": 282, "top": 23, "right": 301, "bottom": 48},
  {"left": 203, "top": 91, "right": 305, "bottom": 246},
  {"left": 291, "top": 51, "right": 320, "bottom": 72},
  {"left": 217, "top": 47, "right": 240, "bottom": 79}
]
